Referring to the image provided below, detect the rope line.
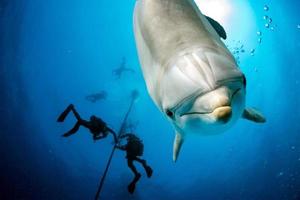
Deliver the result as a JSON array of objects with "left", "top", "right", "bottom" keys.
[{"left": 94, "top": 90, "right": 138, "bottom": 200}]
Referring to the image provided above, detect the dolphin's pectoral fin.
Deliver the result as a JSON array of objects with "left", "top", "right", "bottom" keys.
[
  {"left": 205, "top": 16, "right": 227, "bottom": 39},
  {"left": 242, "top": 108, "right": 266, "bottom": 123},
  {"left": 173, "top": 132, "right": 184, "bottom": 162}
]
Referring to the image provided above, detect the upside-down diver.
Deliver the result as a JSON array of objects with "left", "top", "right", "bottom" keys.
[{"left": 57, "top": 104, "right": 117, "bottom": 143}]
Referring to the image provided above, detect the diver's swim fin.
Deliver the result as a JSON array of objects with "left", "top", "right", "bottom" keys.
[
  {"left": 57, "top": 104, "right": 73, "bottom": 122},
  {"left": 62, "top": 131, "right": 76, "bottom": 137},
  {"left": 127, "top": 183, "right": 135, "bottom": 194},
  {"left": 145, "top": 166, "right": 153, "bottom": 178},
  {"left": 128, "top": 173, "right": 141, "bottom": 194}
]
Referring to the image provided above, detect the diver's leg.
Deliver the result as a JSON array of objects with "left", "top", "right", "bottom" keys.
[
  {"left": 127, "top": 159, "right": 141, "bottom": 194},
  {"left": 107, "top": 128, "right": 118, "bottom": 143},
  {"left": 57, "top": 104, "right": 74, "bottom": 122},
  {"left": 135, "top": 157, "right": 146, "bottom": 166},
  {"left": 62, "top": 121, "right": 81, "bottom": 137},
  {"left": 91, "top": 98, "right": 96, "bottom": 103},
  {"left": 70, "top": 107, "right": 82, "bottom": 121},
  {"left": 127, "top": 159, "right": 139, "bottom": 177},
  {"left": 135, "top": 157, "right": 153, "bottom": 178},
  {"left": 79, "top": 120, "right": 90, "bottom": 129}
]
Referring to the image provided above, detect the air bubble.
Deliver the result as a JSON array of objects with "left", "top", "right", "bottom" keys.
[
  {"left": 264, "top": 5, "right": 269, "bottom": 11},
  {"left": 268, "top": 18, "right": 273, "bottom": 23},
  {"left": 258, "top": 38, "right": 262, "bottom": 43}
]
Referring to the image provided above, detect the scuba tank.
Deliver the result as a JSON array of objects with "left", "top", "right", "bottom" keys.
[{"left": 126, "top": 134, "right": 144, "bottom": 156}]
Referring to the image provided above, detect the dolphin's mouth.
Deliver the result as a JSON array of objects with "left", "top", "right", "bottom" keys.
[
  {"left": 180, "top": 111, "right": 212, "bottom": 117},
  {"left": 180, "top": 88, "right": 241, "bottom": 117}
]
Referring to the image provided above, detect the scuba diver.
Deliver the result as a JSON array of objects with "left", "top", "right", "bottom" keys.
[
  {"left": 57, "top": 104, "right": 117, "bottom": 143},
  {"left": 85, "top": 91, "right": 107, "bottom": 103},
  {"left": 112, "top": 57, "right": 135, "bottom": 79},
  {"left": 116, "top": 133, "right": 153, "bottom": 194}
]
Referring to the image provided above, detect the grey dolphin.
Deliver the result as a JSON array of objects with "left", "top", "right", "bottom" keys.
[{"left": 133, "top": 0, "right": 266, "bottom": 161}]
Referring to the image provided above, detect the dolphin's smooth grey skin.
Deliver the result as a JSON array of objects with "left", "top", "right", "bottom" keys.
[{"left": 133, "top": 0, "right": 266, "bottom": 161}]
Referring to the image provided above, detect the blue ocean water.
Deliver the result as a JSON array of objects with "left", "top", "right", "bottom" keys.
[{"left": 1, "top": 0, "right": 300, "bottom": 199}]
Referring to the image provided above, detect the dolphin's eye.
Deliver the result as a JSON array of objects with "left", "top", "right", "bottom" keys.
[
  {"left": 166, "top": 109, "right": 174, "bottom": 118},
  {"left": 242, "top": 74, "right": 247, "bottom": 87}
]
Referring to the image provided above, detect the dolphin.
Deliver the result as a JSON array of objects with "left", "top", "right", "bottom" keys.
[{"left": 133, "top": 0, "right": 266, "bottom": 162}]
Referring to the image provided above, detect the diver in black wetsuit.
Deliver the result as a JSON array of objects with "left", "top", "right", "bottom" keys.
[
  {"left": 57, "top": 104, "right": 117, "bottom": 143},
  {"left": 116, "top": 133, "right": 153, "bottom": 194},
  {"left": 85, "top": 91, "right": 107, "bottom": 103},
  {"left": 112, "top": 57, "right": 135, "bottom": 79}
]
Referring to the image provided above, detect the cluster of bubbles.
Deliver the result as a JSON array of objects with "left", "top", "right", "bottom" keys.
[
  {"left": 226, "top": 40, "right": 245, "bottom": 64},
  {"left": 263, "top": 5, "right": 276, "bottom": 31},
  {"left": 227, "top": 5, "right": 279, "bottom": 72},
  {"left": 252, "top": 5, "right": 276, "bottom": 55},
  {"left": 228, "top": 5, "right": 297, "bottom": 72},
  {"left": 227, "top": 39, "right": 260, "bottom": 67}
]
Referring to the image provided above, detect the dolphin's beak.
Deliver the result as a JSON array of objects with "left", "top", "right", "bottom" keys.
[{"left": 212, "top": 106, "right": 232, "bottom": 123}]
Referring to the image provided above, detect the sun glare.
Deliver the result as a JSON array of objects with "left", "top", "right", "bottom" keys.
[
  {"left": 195, "top": 0, "right": 255, "bottom": 41},
  {"left": 195, "top": 0, "right": 232, "bottom": 26}
]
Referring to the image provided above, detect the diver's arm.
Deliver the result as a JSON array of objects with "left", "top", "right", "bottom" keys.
[
  {"left": 112, "top": 68, "right": 118, "bottom": 75},
  {"left": 119, "top": 133, "right": 131, "bottom": 139},
  {"left": 116, "top": 144, "right": 126, "bottom": 151},
  {"left": 106, "top": 128, "right": 118, "bottom": 142},
  {"left": 106, "top": 127, "right": 116, "bottom": 135},
  {"left": 93, "top": 134, "right": 106, "bottom": 140}
]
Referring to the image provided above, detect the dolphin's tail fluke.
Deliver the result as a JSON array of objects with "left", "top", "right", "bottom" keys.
[{"left": 173, "top": 132, "right": 184, "bottom": 162}]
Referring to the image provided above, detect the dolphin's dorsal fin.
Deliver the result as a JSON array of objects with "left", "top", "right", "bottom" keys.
[
  {"left": 173, "top": 132, "right": 184, "bottom": 162},
  {"left": 242, "top": 108, "right": 266, "bottom": 123},
  {"left": 205, "top": 16, "right": 227, "bottom": 40}
]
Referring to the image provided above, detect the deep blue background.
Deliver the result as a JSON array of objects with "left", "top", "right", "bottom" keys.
[{"left": 1, "top": 0, "right": 300, "bottom": 199}]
